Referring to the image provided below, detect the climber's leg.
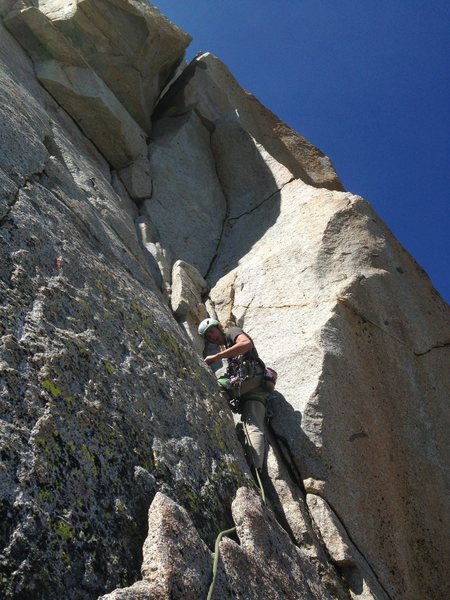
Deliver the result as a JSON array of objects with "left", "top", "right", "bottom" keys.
[{"left": 240, "top": 398, "right": 266, "bottom": 471}]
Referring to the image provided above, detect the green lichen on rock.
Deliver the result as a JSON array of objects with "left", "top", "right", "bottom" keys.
[
  {"left": 0, "top": 56, "right": 249, "bottom": 596},
  {"left": 95, "top": 281, "right": 106, "bottom": 294},
  {"left": 103, "top": 360, "right": 115, "bottom": 375},
  {"left": 81, "top": 444, "right": 98, "bottom": 476},
  {"left": 40, "top": 379, "right": 63, "bottom": 398},
  {"left": 54, "top": 519, "right": 74, "bottom": 542},
  {"left": 160, "top": 331, "right": 179, "bottom": 353}
]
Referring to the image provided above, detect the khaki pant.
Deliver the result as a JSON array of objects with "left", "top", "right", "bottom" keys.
[{"left": 240, "top": 391, "right": 267, "bottom": 471}]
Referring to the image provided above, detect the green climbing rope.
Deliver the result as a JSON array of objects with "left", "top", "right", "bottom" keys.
[
  {"left": 207, "top": 403, "right": 267, "bottom": 598},
  {"left": 206, "top": 526, "right": 237, "bottom": 600}
]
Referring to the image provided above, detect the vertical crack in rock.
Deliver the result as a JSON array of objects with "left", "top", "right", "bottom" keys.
[
  {"left": 268, "top": 425, "right": 307, "bottom": 495},
  {"left": 311, "top": 495, "right": 394, "bottom": 600},
  {"left": 228, "top": 275, "right": 239, "bottom": 324},
  {"left": 204, "top": 147, "right": 294, "bottom": 281},
  {"left": 204, "top": 126, "right": 231, "bottom": 281}
]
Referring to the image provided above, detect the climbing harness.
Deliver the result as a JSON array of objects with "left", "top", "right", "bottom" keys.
[{"left": 218, "top": 366, "right": 278, "bottom": 407}]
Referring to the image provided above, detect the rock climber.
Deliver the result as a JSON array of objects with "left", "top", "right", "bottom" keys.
[{"left": 198, "top": 318, "right": 274, "bottom": 475}]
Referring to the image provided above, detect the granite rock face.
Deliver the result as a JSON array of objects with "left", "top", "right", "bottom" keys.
[
  {"left": 306, "top": 494, "right": 389, "bottom": 600},
  {"left": 209, "top": 179, "right": 450, "bottom": 599},
  {"left": 144, "top": 52, "right": 342, "bottom": 277},
  {"left": 148, "top": 182, "right": 450, "bottom": 598},
  {"left": 0, "top": 16, "right": 247, "bottom": 599},
  {"left": 1, "top": 2, "right": 449, "bottom": 600},
  {"left": 156, "top": 52, "right": 343, "bottom": 191},
  {"left": 101, "top": 488, "right": 346, "bottom": 600},
  {"left": 5, "top": 0, "right": 190, "bottom": 132}
]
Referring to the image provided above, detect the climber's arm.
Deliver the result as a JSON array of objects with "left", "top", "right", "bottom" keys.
[{"left": 204, "top": 334, "right": 253, "bottom": 364}]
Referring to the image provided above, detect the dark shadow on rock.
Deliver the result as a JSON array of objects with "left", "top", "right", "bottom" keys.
[
  {"left": 341, "top": 565, "right": 364, "bottom": 595},
  {"left": 154, "top": 54, "right": 344, "bottom": 192},
  {"left": 267, "top": 390, "right": 325, "bottom": 483},
  {"left": 149, "top": 94, "right": 284, "bottom": 283},
  {"left": 206, "top": 113, "right": 285, "bottom": 286}
]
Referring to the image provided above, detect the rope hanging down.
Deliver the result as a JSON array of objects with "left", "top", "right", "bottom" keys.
[
  {"left": 206, "top": 526, "right": 237, "bottom": 600},
  {"left": 207, "top": 419, "right": 267, "bottom": 598}
]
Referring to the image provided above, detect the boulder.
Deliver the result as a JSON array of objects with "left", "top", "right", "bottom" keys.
[
  {"left": 307, "top": 494, "right": 390, "bottom": 600},
  {"left": 156, "top": 52, "right": 343, "bottom": 191},
  {"left": 7, "top": 0, "right": 191, "bottom": 132},
  {"left": 4, "top": 4, "right": 148, "bottom": 169},
  {"left": 216, "top": 487, "right": 346, "bottom": 599},
  {"left": 171, "top": 260, "right": 208, "bottom": 318},
  {"left": 141, "top": 493, "right": 211, "bottom": 597},
  {"left": 118, "top": 158, "right": 153, "bottom": 201},
  {"left": 99, "top": 493, "right": 211, "bottom": 599},
  {"left": 101, "top": 488, "right": 350, "bottom": 600},
  {"left": 36, "top": 59, "right": 148, "bottom": 168},
  {"left": 170, "top": 260, "right": 209, "bottom": 352}
]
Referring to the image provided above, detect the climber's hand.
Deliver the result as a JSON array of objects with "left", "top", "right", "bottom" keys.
[{"left": 204, "top": 354, "right": 218, "bottom": 364}]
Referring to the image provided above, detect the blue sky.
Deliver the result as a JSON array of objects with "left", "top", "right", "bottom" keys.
[{"left": 154, "top": 1, "right": 449, "bottom": 303}]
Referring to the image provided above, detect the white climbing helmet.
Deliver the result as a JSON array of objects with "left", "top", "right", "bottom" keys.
[{"left": 198, "top": 318, "right": 220, "bottom": 336}]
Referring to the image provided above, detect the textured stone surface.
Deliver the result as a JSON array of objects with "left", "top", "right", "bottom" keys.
[
  {"left": 209, "top": 177, "right": 450, "bottom": 599},
  {"left": 211, "top": 110, "right": 294, "bottom": 220},
  {"left": 1, "top": 3, "right": 449, "bottom": 600},
  {"left": 7, "top": 0, "right": 190, "bottom": 132},
  {"left": 143, "top": 109, "right": 227, "bottom": 276},
  {"left": 99, "top": 492, "right": 212, "bottom": 599},
  {"left": 306, "top": 494, "right": 356, "bottom": 566},
  {"left": 171, "top": 260, "right": 208, "bottom": 319},
  {"left": 141, "top": 493, "right": 211, "bottom": 597},
  {"left": 170, "top": 260, "right": 208, "bottom": 353},
  {"left": 35, "top": 59, "right": 148, "bottom": 168},
  {"left": 4, "top": 0, "right": 190, "bottom": 169},
  {"left": 264, "top": 430, "right": 350, "bottom": 600},
  {"left": 303, "top": 478, "right": 326, "bottom": 496},
  {"left": 118, "top": 158, "right": 152, "bottom": 201},
  {"left": 156, "top": 52, "right": 343, "bottom": 191},
  {"left": 0, "top": 20, "right": 248, "bottom": 599},
  {"left": 135, "top": 215, "right": 173, "bottom": 295},
  {"left": 215, "top": 487, "right": 342, "bottom": 599},
  {"left": 98, "top": 580, "right": 153, "bottom": 599},
  {"left": 40, "top": 0, "right": 190, "bottom": 131},
  {"left": 307, "top": 494, "right": 389, "bottom": 600},
  {"left": 3, "top": 4, "right": 144, "bottom": 168},
  {"left": 101, "top": 488, "right": 349, "bottom": 600}
]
